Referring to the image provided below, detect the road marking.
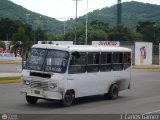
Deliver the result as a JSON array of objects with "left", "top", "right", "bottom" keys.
[{"left": 144, "top": 109, "right": 160, "bottom": 115}]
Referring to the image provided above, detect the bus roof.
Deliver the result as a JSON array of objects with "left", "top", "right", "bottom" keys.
[{"left": 32, "top": 44, "right": 132, "bottom": 52}]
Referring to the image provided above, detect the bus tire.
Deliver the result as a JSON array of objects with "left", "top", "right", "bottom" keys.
[
  {"left": 107, "top": 84, "right": 119, "bottom": 100},
  {"left": 62, "top": 90, "right": 75, "bottom": 107},
  {"left": 26, "top": 95, "right": 38, "bottom": 104}
]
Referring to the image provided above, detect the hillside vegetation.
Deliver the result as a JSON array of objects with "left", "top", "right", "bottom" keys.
[
  {"left": 0, "top": 0, "right": 63, "bottom": 34},
  {"left": 78, "top": 1, "right": 160, "bottom": 27},
  {"left": 0, "top": 0, "right": 160, "bottom": 33}
]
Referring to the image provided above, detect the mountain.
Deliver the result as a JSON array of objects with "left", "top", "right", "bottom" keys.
[
  {"left": 77, "top": 1, "right": 160, "bottom": 27},
  {"left": 0, "top": 0, "right": 64, "bottom": 34},
  {"left": 0, "top": 0, "right": 160, "bottom": 34}
]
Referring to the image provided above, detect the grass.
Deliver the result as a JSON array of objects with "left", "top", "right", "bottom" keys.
[
  {"left": 132, "top": 65, "right": 160, "bottom": 69},
  {"left": 0, "top": 76, "right": 21, "bottom": 84},
  {"left": 0, "top": 61, "right": 22, "bottom": 64},
  {"left": 0, "top": 76, "right": 20, "bottom": 80}
]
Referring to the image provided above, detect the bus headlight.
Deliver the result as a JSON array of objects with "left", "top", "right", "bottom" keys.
[
  {"left": 24, "top": 80, "right": 30, "bottom": 85},
  {"left": 49, "top": 83, "right": 57, "bottom": 89}
]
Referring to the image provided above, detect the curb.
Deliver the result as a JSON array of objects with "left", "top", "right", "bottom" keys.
[
  {"left": 0, "top": 61, "right": 22, "bottom": 64},
  {"left": 0, "top": 80, "right": 20, "bottom": 84},
  {"left": 132, "top": 66, "right": 160, "bottom": 70}
]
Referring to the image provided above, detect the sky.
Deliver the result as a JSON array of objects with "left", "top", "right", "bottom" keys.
[{"left": 9, "top": 0, "right": 160, "bottom": 21}]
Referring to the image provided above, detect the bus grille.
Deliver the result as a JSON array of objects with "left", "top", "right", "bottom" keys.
[{"left": 30, "top": 81, "right": 48, "bottom": 90}]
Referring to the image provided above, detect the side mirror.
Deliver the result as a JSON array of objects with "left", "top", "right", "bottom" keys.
[{"left": 71, "top": 51, "right": 80, "bottom": 58}]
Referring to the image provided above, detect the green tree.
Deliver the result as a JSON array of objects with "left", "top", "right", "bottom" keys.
[
  {"left": 35, "top": 27, "right": 48, "bottom": 41},
  {"left": 108, "top": 25, "right": 142, "bottom": 41},
  {"left": 48, "top": 34, "right": 64, "bottom": 41},
  {"left": 88, "top": 27, "right": 108, "bottom": 44},
  {"left": 0, "top": 18, "right": 17, "bottom": 40},
  {"left": 136, "top": 21, "right": 160, "bottom": 43},
  {"left": 0, "top": 41, "right": 6, "bottom": 50},
  {"left": 0, "top": 18, "right": 33, "bottom": 41},
  {"left": 64, "top": 32, "right": 74, "bottom": 42},
  {"left": 12, "top": 26, "right": 31, "bottom": 57},
  {"left": 64, "top": 22, "right": 108, "bottom": 45},
  {"left": 89, "top": 20, "right": 109, "bottom": 33}
]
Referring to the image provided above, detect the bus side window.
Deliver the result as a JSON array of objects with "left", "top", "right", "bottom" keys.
[
  {"left": 100, "top": 52, "right": 112, "bottom": 72},
  {"left": 112, "top": 52, "right": 123, "bottom": 71},
  {"left": 68, "top": 52, "right": 86, "bottom": 74},
  {"left": 87, "top": 52, "right": 99, "bottom": 72},
  {"left": 123, "top": 52, "right": 131, "bottom": 70}
]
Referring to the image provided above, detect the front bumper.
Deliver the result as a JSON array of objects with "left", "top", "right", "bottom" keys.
[{"left": 20, "top": 87, "right": 63, "bottom": 100}]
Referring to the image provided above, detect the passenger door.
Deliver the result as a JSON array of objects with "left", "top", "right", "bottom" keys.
[
  {"left": 85, "top": 52, "right": 101, "bottom": 95},
  {"left": 67, "top": 52, "right": 89, "bottom": 97}
]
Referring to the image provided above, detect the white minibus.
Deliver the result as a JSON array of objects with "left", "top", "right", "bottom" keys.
[{"left": 21, "top": 44, "right": 132, "bottom": 107}]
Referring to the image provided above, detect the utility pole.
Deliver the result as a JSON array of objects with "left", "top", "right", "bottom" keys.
[
  {"left": 26, "top": 13, "right": 30, "bottom": 24},
  {"left": 85, "top": 0, "right": 88, "bottom": 45},
  {"left": 64, "top": 21, "right": 66, "bottom": 35},
  {"left": 117, "top": 0, "right": 122, "bottom": 25},
  {"left": 72, "top": 0, "right": 82, "bottom": 44},
  {"left": 6, "top": 34, "right": 8, "bottom": 41}
]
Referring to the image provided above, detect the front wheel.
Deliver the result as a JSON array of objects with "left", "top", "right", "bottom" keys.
[
  {"left": 105, "top": 84, "right": 119, "bottom": 100},
  {"left": 62, "top": 91, "right": 75, "bottom": 107},
  {"left": 26, "top": 95, "right": 38, "bottom": 104}
]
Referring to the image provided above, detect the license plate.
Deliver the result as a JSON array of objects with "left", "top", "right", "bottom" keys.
[{"left": 34, "top": 90, "right": 41, "bottom": 95}]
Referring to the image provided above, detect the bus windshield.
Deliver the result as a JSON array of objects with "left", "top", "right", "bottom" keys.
[{"left": 25, "top": 48, "right": 69, "bottom": 73}]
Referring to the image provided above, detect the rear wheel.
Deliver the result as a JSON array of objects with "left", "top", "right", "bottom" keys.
[
  {"left": 62, "top": 90, "right": 75, "bottom": 107},
  {"left": 26, "top": 95, "right": 38, "bottom": 104},
  {"left": 105, "top": 84, "right": 119, "bottom": 100}
]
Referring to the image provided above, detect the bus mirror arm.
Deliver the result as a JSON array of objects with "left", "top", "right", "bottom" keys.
[{"left": 71, "top": 51, "right": 80, "bottom": 58}]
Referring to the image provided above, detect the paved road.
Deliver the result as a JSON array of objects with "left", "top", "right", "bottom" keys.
[
  {"left": 0, "top": 69, "right": 160, "bottom": 119},
  {"left": 0, "top": 64, "right": 22, "bottom": 73}
]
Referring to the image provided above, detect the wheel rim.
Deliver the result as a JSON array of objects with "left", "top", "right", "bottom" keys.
[
  {"left": 64, "top": 92, "right": 74, "bottom": 104},
  {"left": 112, "top": 86, "right": 118, "bottom": 98}
]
